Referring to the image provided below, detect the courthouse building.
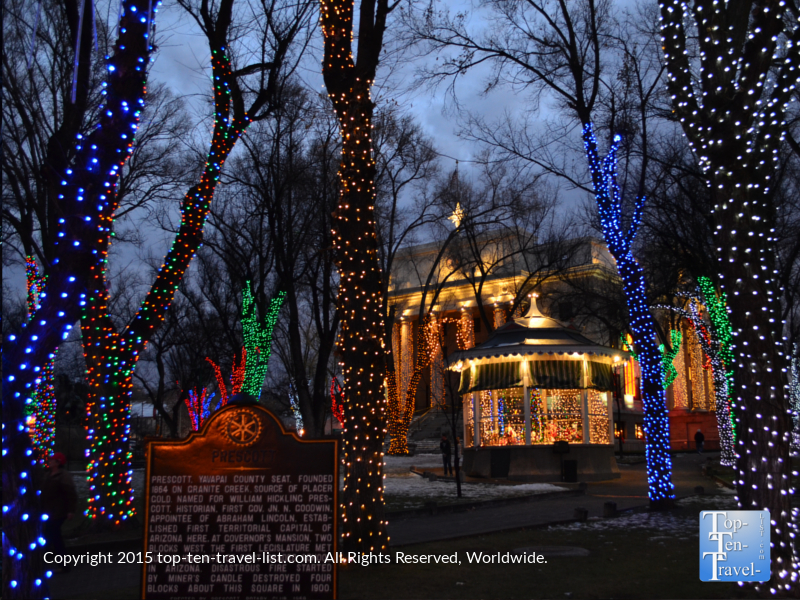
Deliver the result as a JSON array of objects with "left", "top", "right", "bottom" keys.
[{"left": 387, "top": 235, "right": 721, "bottom": 465}]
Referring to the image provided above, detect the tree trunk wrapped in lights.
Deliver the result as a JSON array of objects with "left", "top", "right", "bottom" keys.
[
  {"left": 659, "top": 1, "right": 798, "bottom": 588},
  {"left": 659, "top": 296, "right": 736, "bottom": 468},
  {"left": 695, "top": 277, "right": 737, "bottom": 466},
  {"left": 79, "top": 37, "right": 251, "bottom": 523},
  {"left": 319, "top": 0, "right": 395, "bottom": 552},
  {"left": 24, "top": 257, "right": 57, "bottom": 465},
  {"left": 790, "top": 348, "right": 800, "bottom": 449},
  {"left": 584, "top": 124, "right": 675, "bottom": 509},
  {"left": 78, "top": 0, "right": 312, "bottom": 523},
  {"left": 388, "top": 315, "right": 438, "bottom": 455},
  {"left": 429, "top": 315, "right": 445, "bottom": 406},
  {"left": 2, "top": 2, "right": 156, "bottom": 594}
]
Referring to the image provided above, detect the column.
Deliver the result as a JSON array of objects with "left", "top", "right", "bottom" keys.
[
  {"left": 582, "top": 389, "right": 590, "bottom": 444},
  {"left": 400, "top": 319, "right": 413, "bottom": 409},
  {"left": 581, "top": 359, "right": 590, "bottom": 444},
  {"left": 473, "top": 391, "right": 480, "bottom": 448},
  {"left": 524, "top": 384, "right": 531, "bottom": 446},
  {"left": 463, "top": 395, "right": 470, "bottom": 447},
  {"left": 491, "top": 390, "right": 498, "bottom": 434}
]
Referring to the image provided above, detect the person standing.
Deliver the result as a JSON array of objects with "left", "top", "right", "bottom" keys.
[
  {"left": 694, "top": 429, "right": 705, "bottom": 454},
  {"left": 440, "top": 434, "right": 452, "bottom": 476},
  {"left": 41, "top": 452, "right": 78, "bottom": 570}
]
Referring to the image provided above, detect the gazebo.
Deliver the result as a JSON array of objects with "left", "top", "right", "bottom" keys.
[{"left": 448, "top": 296, "right": 627, "bottom": 482}]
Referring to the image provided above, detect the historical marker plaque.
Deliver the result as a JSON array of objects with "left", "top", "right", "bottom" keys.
[{"left": 142, "top": 404, "right": 337, "bottom": 599}]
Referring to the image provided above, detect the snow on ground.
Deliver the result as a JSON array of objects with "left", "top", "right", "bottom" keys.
[
  {"left": 546, "top": 486, "right": 738, "bottom": 539},
  {"left": 382, "top": 454, "right": 565, "bottom": 509},
  {"left": 383, "top": 453, "right": 444, "bottom": 474},
  {"left": 548, "top": 510, "right": 697, "bottom": 536},
  {"left": 384, "top": 473, "right": 564, "bottom": 510},
  {"left": 384, "top": 474, "right": 563, "bottom": 500}
]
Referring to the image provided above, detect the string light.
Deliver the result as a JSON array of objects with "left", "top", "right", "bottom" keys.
[
  {"left": 530, "top": 387, "right": 543, "bottom": 442},
  {"left": 241, "top": 283, "right": 285, "bottom": 399},
  {"left": 671, "top": 328, "right": 689, "bottom": 410},
  {"left": 659, "top": 1, "right": 799, "bottom": 588},
  {"left": 24, "top": 257, "right": 57, "bottom": 465},
  {"left": 320, "top": 0, "right": 393, "bottom": 552},
  {"left": 588, "top": 390, "right": 611, "bottom": 444},
  {"left": 790, "top": 347, "right": 799, "bottom": 449},
  {"left": 621, "top": 334, "right": 639, "bottom": 401},
  {"left": 79, "top": 28, "right": 257, "bottom": 525},
  {"left": 288, "top": 381, "right": 305, "bottom": 435},
  {"left": 658, "top": 287, "right": 737, "bottom": 467},
  {"left": 206, "top": 352, "right": 245, "bottom": 407},
  {"left": 330, "top": 378, "right": 345, "bottom": 427},
  {"left": 440, "top": 310, "right": 475, "bottom": 351},
  {"left": 428, "top": 315, "right": 444, "bottom": 407},
  {"left": 657, "top": 329, "right": 682, "bottom": 390},
  {"left": 387, "top": 312, "right": 450, "bottom": 454},
  {"left": 388, "top": 315, "right": 432, "bottom": 455},
  {"left": 3, "top": 4, "right": 159, "bottom": 594},
  {"left": 29, "top": 357, "right": 57, "bottom": 467},
  {"left": 476, "top": 388, "right": 525, "bottom": 445},
  {"left": 685, "top": 304, "right": 733, "bottom": 464},
  {"left": 25, "top": 256, "right": 46, "bottom": 317},
  {"left": 685, "top": 320, "right": 710, "bottom": 411},
  {"left": 184, "top": 283, "right": 283, "bottom": 428},
  {"left": 458, "top": 308, "right": 475, "bottom": 350},
  {"left": 493, "top": 304, "right": 507, "bottom": 329},
  {"left": 185, "top": 348, "right": 251, "bottom": 431},
  {"left": 184, "top": 388, "right": 222, "bottom": 431},
  {"left": 697, "top": 276, "right": 736, "bottom": 427},
  {"left": 583, "top": 123, "right": 674, "bottom": 507}
]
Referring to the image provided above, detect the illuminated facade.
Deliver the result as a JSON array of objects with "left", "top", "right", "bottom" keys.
[{"left": 388, "top": 236, "right": 721, "bottom": 458}]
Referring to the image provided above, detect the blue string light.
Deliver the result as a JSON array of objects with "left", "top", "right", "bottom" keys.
[
  {"left": 184, "top": 389, "right": 222, "bottom": 431},
  {"left": 582, "top": 122, "right": 675, "bottom": 506},
  {"left": 2, "top": 4, "right": 159, "bottom": 596}
]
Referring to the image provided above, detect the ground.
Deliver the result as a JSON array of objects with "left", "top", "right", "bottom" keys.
[
  {"left": 383, "top": 453, "right": 563, "bottom": 510},
  {"left": 340, "top": 491, "right": 753, "bottom": 600},
  {"left": 48, "top": 451, "right": 779, "bottom": 599}
]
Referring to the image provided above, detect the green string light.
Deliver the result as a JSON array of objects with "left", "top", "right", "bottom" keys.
[
  {"left": 241, "top": 282, "right": 286, "bottom": 398},
  {"left": 696, "top": 276, "right": 735, "bottom": 434},
  {"left": 658, "top": 329, "right": 683, "bottom": 390}
]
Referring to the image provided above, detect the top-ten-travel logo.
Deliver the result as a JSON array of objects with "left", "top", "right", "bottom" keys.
[{"left": 699, "top": 510, "right": 770, "bottom": 582}]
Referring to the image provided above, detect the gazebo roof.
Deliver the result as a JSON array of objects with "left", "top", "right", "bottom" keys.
[{"left": 448, "top": 296, "right": 627, "bottom": 365}]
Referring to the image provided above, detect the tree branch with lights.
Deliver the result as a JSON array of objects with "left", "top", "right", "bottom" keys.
[{"left": 241, "top": 282, "right": 286, "bottom": 398}]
